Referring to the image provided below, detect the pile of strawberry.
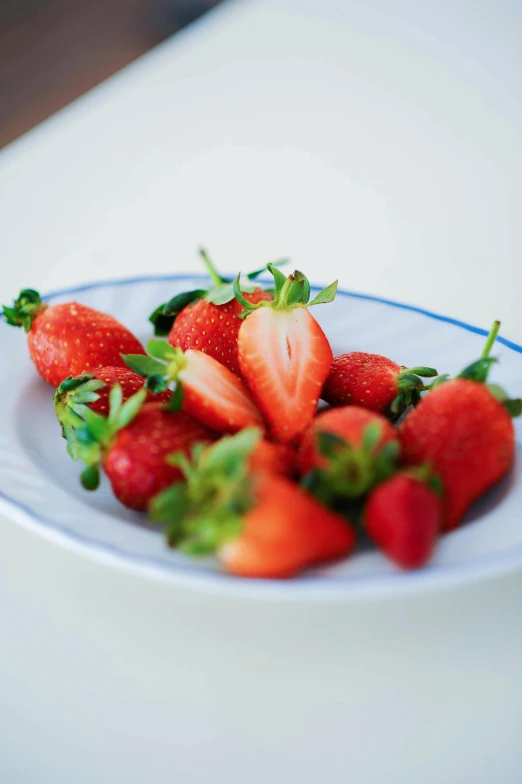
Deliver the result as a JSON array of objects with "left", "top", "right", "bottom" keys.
[{"left": 4, "top": 252, "right": 520, "bottom": 579}]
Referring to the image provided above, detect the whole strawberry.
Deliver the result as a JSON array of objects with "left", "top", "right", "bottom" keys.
[
  {"left": 67, "top": 389, "right": 213, "bottom": 510},
  {"left": 399, "top": 322, "right": 521, "bottom": 530},
  {"left": 3, "top": 289, "right": 145, "bottom": 387},
  {"left": 236, "top": 266, "right": 336, "bottom": 443},
  {"left": 149, "top": 250, "right": 283, "bottom": 376},
  {"left": 297, "top": 406, "right": 400, "bottom": 503},
  {"left": 365, "top": 471, "right": 443, "bottom": 569},
  {"left": 54, "top": 366, "right": 171, "bottom": 417},
  {"left": 150, "top": 428, "right": 355, "bottom": 578},
  {"left": 322, "top": 352, "right": 438, "bottom": 418},
  {"left": 53, "top": 366, "right": 171, "bottom": 460}
]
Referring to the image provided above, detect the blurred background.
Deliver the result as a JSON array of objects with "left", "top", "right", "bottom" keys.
[{"left": 0, "top": 0, "right": 223, "bottom": 148}]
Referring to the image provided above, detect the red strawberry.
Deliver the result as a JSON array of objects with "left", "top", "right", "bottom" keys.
[
  {"left": 149, "top": 428, "right": 355, "bottom": 578},
  {"left": 365, "top": 472, "right": 443, "bottom": 569},
  {"left": 322, "top": 352, "right": 438, "bottom": 418},
  {"left": 149, "top": 249, "right": 281, "bottom": 376},
  {"left": 54, "top": 366, "right": 171, "bottom": 461},
  {"left": 399, "top": 322, "right": 521, "bottom": 531},
  {"left": 2, "top": 289, "right": 145, "bottom": 387},
  {"left": 297, "top": 406, "right": 396, "bottom": 476},
  {"left": 248, "top": 438, "right": 297, "bottom": 477},
  {"left": 68, "top": 391, "right": 213, "bottom": 511},
  {"left": 124, "top": 340, "right": 264, "bottom": 435},
  {"left": 236, "top": 267, "right": 336, "bottom": 442},
  {"left": 54, "top": 366, "right": 171, "bottom": 417}
]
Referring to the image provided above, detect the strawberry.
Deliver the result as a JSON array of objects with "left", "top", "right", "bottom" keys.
[
  {"left": 53, "top": 366, "right": 172, "bottom": 459},
  {"left": 399, "top": 322, "right": 521, "bottom": 531},
  {"left": 297, "top": 406, "right": 400, "bottom": 503},
  {"left": 248, "top": 438, "right": 297, "bottom": 477},
  {"left": 68, "top": 389, "right": 214, "bottom": 510},
  {"left": 322, "top": 352, "right": 438, "bottom": 418},
  {"left": 364, "top": 471, "right": 443, "bottom": 569},
  {"left": 123, "top": 339, "right": 264, "bottom": 434},
  {"left": 149, "top": 429, "right": 355, "bottom": 578},
  {"left": 149, "top": 249, "right": 284, "bottom": 376},
  {"left": 54, "top": 366, "right": 171, "bottom": 417},
  {"left": 2, "top": 289, "right": 145, "bottom": 387},
  {"left": 235, "top": 266, "right": 337, "bottom": 442}
]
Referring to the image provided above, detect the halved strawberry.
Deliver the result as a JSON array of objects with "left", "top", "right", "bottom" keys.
[
  {"left": 149, "top": 428, "right": 355, "bottom": 578},
  {"left": 123, "top": 339, "right": 264, "bottom": 434},
  {"left": 235, "top": 266, "right": 337, "bottom": 442},
  {"left": 149, "top": 249, "right": 286, "bottom": 376}
]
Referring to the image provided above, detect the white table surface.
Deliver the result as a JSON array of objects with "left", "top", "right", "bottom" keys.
[{"left": 1, "top": 1, "right": 521, "bottom": 781}]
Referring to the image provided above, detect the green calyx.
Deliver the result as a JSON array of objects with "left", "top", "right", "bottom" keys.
[
  {"left": 149, "top": 428, "right": 262, "bottom": 553},
  {"left": 389, "top": 365, "right": 439, "bottom": 419},
  {"left": 400, "top": 463, "right": 444, "bottom": 496},
  {"left": 122, "top": 339, "right": 187, "bottom": 411},
  {"left": 234, "top": 265, "right": 338, "bottom": 318},
  {"left": 149, "top": 248, "right": 289, "bottom": 335},
  {"left": 2, "top": 288, "right": 45, "bottom": 332},
  {"left": 301, "top": 422, "right": 401, "bottom": 506},
  {"left": 456, "top": 321, "right": 521, "bottom": 417},
  {"left": 59, "top": 383, "right": 147, "bottom": 492},
  {"left": 53, "top": 373, "right": 107, "bottom": 457}
]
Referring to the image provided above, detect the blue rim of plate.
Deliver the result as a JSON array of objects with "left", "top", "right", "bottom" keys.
[{"left": 1, "top": 273, "right": 522, "bottom": 602}]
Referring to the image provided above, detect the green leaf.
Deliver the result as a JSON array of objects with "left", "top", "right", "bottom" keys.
[
  {"left": 145, "top": 375, "right": 168, "bottom": 394},
  {"left": 317, "top": 430, "right": 349, "bottom": 459},
  {"left": 399, "top": 373, "right": 424, "bottom": 390},
  {"left": 287, "top": 278, "right": 308, "bottom": 306},
  {"left": 55, "top": 374, "right": 94, "bottom": 394},
  {"left": 402, "top": 366, "right": 438, "bottom": 378},
  {"left": 200, "top": 428, "right": 261, "bottom": 476},
  {"left": 148, "top": 289, "right": 206, "bottom": 336},
  {"left": 362, "top": 422, "right": 382, "bottom": 452},
  {"left": 206, "top": 282, "right": 236, "bottom": 305},
  {"left": 308, "top": 280, "right": 338, "bottom": 306},
  {"left": 121, "top": 353, "right": 166, "bottom": 378},
  {"left": 108, "top": 384, "right": 123, "bottom": 426},
  {"left": 116, "top": 389, "right": 147, "bottom": 429},
  {"left": 504, "top": 398, "right": 522, "bottom": 417},
  {"left": 149, "top": 483, "right": 190, "bottom": 525},
  {"left": 82, "top": 408, "right": 114, "bottom": 443},
  {"left": 488, "top": 385, "right": 522, "bottom": 418},
  {"left": 80, "top": 465, "right": 100, "bottom": 491},
  {"left": 165, "top": 382, "right": 184, "bottom": 411},
  {"left": 267, "top": 263, "right": 287, "bottom": 298},
  {"left": 146, "top": 339, "right": 176, "bottom": 362},
  {"left": 165, "top": 451, "right": 193, "bottom": 477},
  {"left": 293, "top": 270, "right": 310, "bottom": 304},
  {"left": 459, "top": 357, "right": 497, "bottom": 383},
  {"left": 233, "top": 274, "right": 256, "bottom": 309},
  {"left": 163, "top": 290, "right": 206, "bottom": 315},
  {"left": 247, "top": 257, "right": 289, "bottom": 280}
]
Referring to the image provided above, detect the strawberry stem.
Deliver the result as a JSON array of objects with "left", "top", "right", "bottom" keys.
[
  {"left": 199, "top": 248, "right": 224, "bottom": 287},
  {"left": 481, "top": 320, "right": 501, "bottom": 359}
]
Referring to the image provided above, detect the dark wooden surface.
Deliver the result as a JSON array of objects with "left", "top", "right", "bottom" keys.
[{"left": 0, "top": 0, "right": 222, "bottom": 149}]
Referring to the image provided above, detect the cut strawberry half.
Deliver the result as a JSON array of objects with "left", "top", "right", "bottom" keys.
[
  {"left": 123, "top": 339, "right": 264, "bottom": 434},
  {"left": 234, "top": 266, "right": 337, "bottom": 443}
]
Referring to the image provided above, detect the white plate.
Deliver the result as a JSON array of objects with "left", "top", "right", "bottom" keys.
[{"left": 1, "top": 275, "right": 522, "bottom": 601}]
